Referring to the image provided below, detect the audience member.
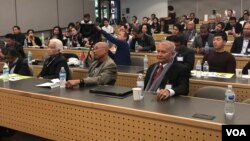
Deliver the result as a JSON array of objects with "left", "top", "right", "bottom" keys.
[
  {"left": 25, "top": 29, "right": 42, "bottom": 47},
  {"left": 189, "top": 12, "right": 199, "bottom": 24},
  {"left": 224, "top": 17, "right": 243, "bottom": 36},
  {"left": 144, "top": 41, "right": 189, "bottom": 100},
  {"left": 66, "top": 42, "right": 117, "bottom": 88},
  {"left": 38, "top": 39, "right": 70, "bottom": 80},
  {"left": 192, "top": 24, "right": 214, "bottom": 54},
  {"left": 102, "top": 18, "right": 114, "bottom": 34},
  {"left": 50, "top": 26, "right": 66, "bottom": 46},
  {"left": 5, "top": 47, "right": 32, "bottom": 76},
  {"left": 69, "top": 27, "right": 84, "bottom": 47},
  {"left": 202, "top": 33, "right": 236, "bottom": 73},
  {"left": 230, "top": 22, "right": 250, "bottom": 54},
  {"left": 97, "top": 26, "right": 131, "bottom": 65},
  {"left": 81, "top": 13, "right": 93, "bottom": 24},
  {"left": 183, "top": 21, "right": 196, "bottom": 41},
  {"left": 169, "top": 35, "right": 195, "bottom": 71},
  {"left": 3, "top": 34, "right": 26, "bottom": 58},
  {"left": 130, "top": 29, "right": 155, "bottom": 52},
  {"left": 12, "top": 26, "right": 25, "bottom": 46}
]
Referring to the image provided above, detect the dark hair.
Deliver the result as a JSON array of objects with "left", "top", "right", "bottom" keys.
[
  {"left": 5, "top": 33, "right": 15, "bottom": 40},
  {"left": 6, "top": 47, "right": 20, "bottom": 57},
  {"left": 103, "top": 18, "right": 109, "bottom": 22},
  {"left": 200, "top": 24, "right": 209, "bottom": 32},
  {"left": 151, "top": 14, "right": 156, "bottom": 17},
  {"left": 84, "top": 13, "right": 90, "bottom": 18},
  {"left": 12, "top": 26, "right": 20, "bottom": 30},
  {"left": 119, "top": 24, "right": 128, "bottom": 30},
  {"left": 214, "top": 32, "right": 227, "bottom": 42},
  {"left": 143, "top": 17, "right": 148, "bottom": 20},
  {"left": 168, "top": 35, "right": 186, "bottom": 45},
  {"left": 168, "top": 5, "right": 174, "bottom": 11},
  {"left": 173, "top": 23, "right": 184, "bottom": 32},
  {"left": 227, "top": 9, "right": 233, "bottom": 13},
  {"left": 217, "top": 22, "right": 225, "bottom": 29},
  {"left": 132, "top": 16, "right": 137, "bottom": 20},
  {"left": 243, "top": 21, "right": 250, "bottom": 28},
  {"left": 52, "top": 26, "right": 63, "bottom": 40},
  {"left": 243, "top": 10, "right": 249, "bottom": 14},
  {"left": 26, "top": 29, "right": 35, "bottom": 35},
  {"left": 190, "top": 12, "right": 195, "bottom": 16},
  {"left": 67, "top": 22, "right": 75, "bottom": 29},
  {"left": 243, "top": 13, "right": 250, "bottom": 16},
  {"left": 229, "top": 17, "right": 236, "bottom": 22}
]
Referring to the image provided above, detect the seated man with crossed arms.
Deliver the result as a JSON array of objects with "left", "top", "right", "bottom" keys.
[
  {"left": 65, "top": 42, "right": 117, "bottom": 88},
  {"left": 144, "top": 41, "right": 189, "bottom": 100}
]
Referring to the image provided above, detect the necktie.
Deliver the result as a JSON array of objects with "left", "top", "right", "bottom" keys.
[{"left": 151, "top": 64, "right": 163, "bottom": 85}]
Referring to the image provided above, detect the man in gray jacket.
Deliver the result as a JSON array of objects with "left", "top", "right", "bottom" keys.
[{"left": 65, "top": 42, "right": 117, "bottom": 88}]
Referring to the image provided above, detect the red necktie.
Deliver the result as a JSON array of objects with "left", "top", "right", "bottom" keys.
[{"left": 151, "top": 64, "right": 163, "bottom": 84}]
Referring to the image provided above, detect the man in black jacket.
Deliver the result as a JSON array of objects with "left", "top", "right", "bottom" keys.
[
  {"left": 144, "top": 41, "right": 189, "bottom": 101},
  {"left": 230, "top": 22, "right": 250, "bottom": 54},
  {"left": 130, "top": 29, "right": 155, "bottom": 52},
  {"left": 169, "top": 35, "right": 195, "bottom": 71},
  {"left": 5, "top": 47, "right": 32, "bottom": 76},
  {"left": 3, "top": 34, "right": 26, "bottom": 58}
]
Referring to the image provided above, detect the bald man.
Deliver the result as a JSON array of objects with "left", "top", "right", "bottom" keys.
[
  {"left": 66, "top": 42, "right": 117, "bottom": 88},
  {"left": 144, "top": 41, "right": 189, "bottom": 101}
]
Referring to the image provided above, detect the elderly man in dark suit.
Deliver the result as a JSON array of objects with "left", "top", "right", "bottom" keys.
[
  {"left": 144, "top": 41, "right": 189, "bottom": 101},
  {"left": 230, "top": 22, "right": 250, "bottom": 54}
]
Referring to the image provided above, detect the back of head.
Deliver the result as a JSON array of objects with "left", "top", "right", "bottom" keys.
[
  {"left": 84, "top": 13, "right": 91, "bottom": 19},
  {"left": 168, "top": 35, "right": 186, "bottom": 45},
  {"left": 5, "top": 33, "right": 15, "bottom": 40},
  {"left": 6, "top": 47, "right": 20, "bottom": 57}
]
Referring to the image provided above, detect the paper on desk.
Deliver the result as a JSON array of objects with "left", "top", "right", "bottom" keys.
[
  {"left": 242, "top": 75, "right": 250, "bottom": 79},
  {"left": 0, "top": 74, "right": 31, "bottom": 81},
  {"left": 191, "top": 70, "right": 234, "bottom": 78},
  {"left": 36, "top": 82, "right": 60, "bottom": 88},
  {"left": 208, "top": 72, "right": 234, "bottom": 78}
]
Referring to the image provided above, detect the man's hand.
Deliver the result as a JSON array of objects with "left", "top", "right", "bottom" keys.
[
  {"left": 65, "top": 80, "right": 80, "bottom": 89},
  {"left": 156, "top": 89, "right": 170, "bottom": 101}
]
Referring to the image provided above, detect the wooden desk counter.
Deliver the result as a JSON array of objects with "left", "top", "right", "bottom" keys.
[{"left": 5, "top": 78, "right": 250, "bottom": 141}]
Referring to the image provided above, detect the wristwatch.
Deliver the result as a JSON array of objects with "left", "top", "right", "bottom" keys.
[{"left": 79, "top": 78, "right": 85, "bottom": 87}]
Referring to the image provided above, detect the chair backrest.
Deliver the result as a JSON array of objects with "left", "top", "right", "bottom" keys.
[
  {"left": 130, "top": 56, "right": 144, "bottom": 67},
  {"left": 194, "top": 86, "right": 227, "bottom": 100},
  {"left": 62, "top": 53, "right": 79, "bottom": 60},
  {"left": 242, "top": 99, "right": 250, "bottom": 104}
]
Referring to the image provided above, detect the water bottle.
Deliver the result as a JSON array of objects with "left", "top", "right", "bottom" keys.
[
  {"left": 203, "top": 61, "right": 209, "bottom": 78},
  {"left": 24, "top": 39, "right": 28, "bottom": 48},
  {"left": 2, "top": 63, "right": 9, "bottom": 82},
  {"left": 204, "top": 42, "right": 209, "bottom": 54},
  {"left": 28, "top": 51, "right": 32, "bottom": 64},
  {"left": 59, "top": 67, "right": 66, "bottom": 88},
  {"left": 224, "top": 85, "right": 236, "bottom": 120},
  {"left": 135, "top": 41, "right": 139, "bottom": 52},
  {"left": 143, "top": 55, "right": 148, "bottom": 73},
  {"left": 79, "top": 52, "right": 85, "bottom": 68},
  {"left": 195, "top": 60, "right": 202, "bottom": 78},
  {"left": 41, "top": 32, "right": 45, "bottom": 47},
  {"left": 67, "top": 38, "right": 71, "bottom": 48},
  {"left": 136, "top": 73, "right": 144, "bottom": 89}
]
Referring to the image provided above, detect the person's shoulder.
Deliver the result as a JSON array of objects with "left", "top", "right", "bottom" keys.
[
  {"left": 105, "top": 57, "right": 117, "bottom": 67},
  {"left": 171, "top": 62, "right": 188, "bottom": 72}
]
